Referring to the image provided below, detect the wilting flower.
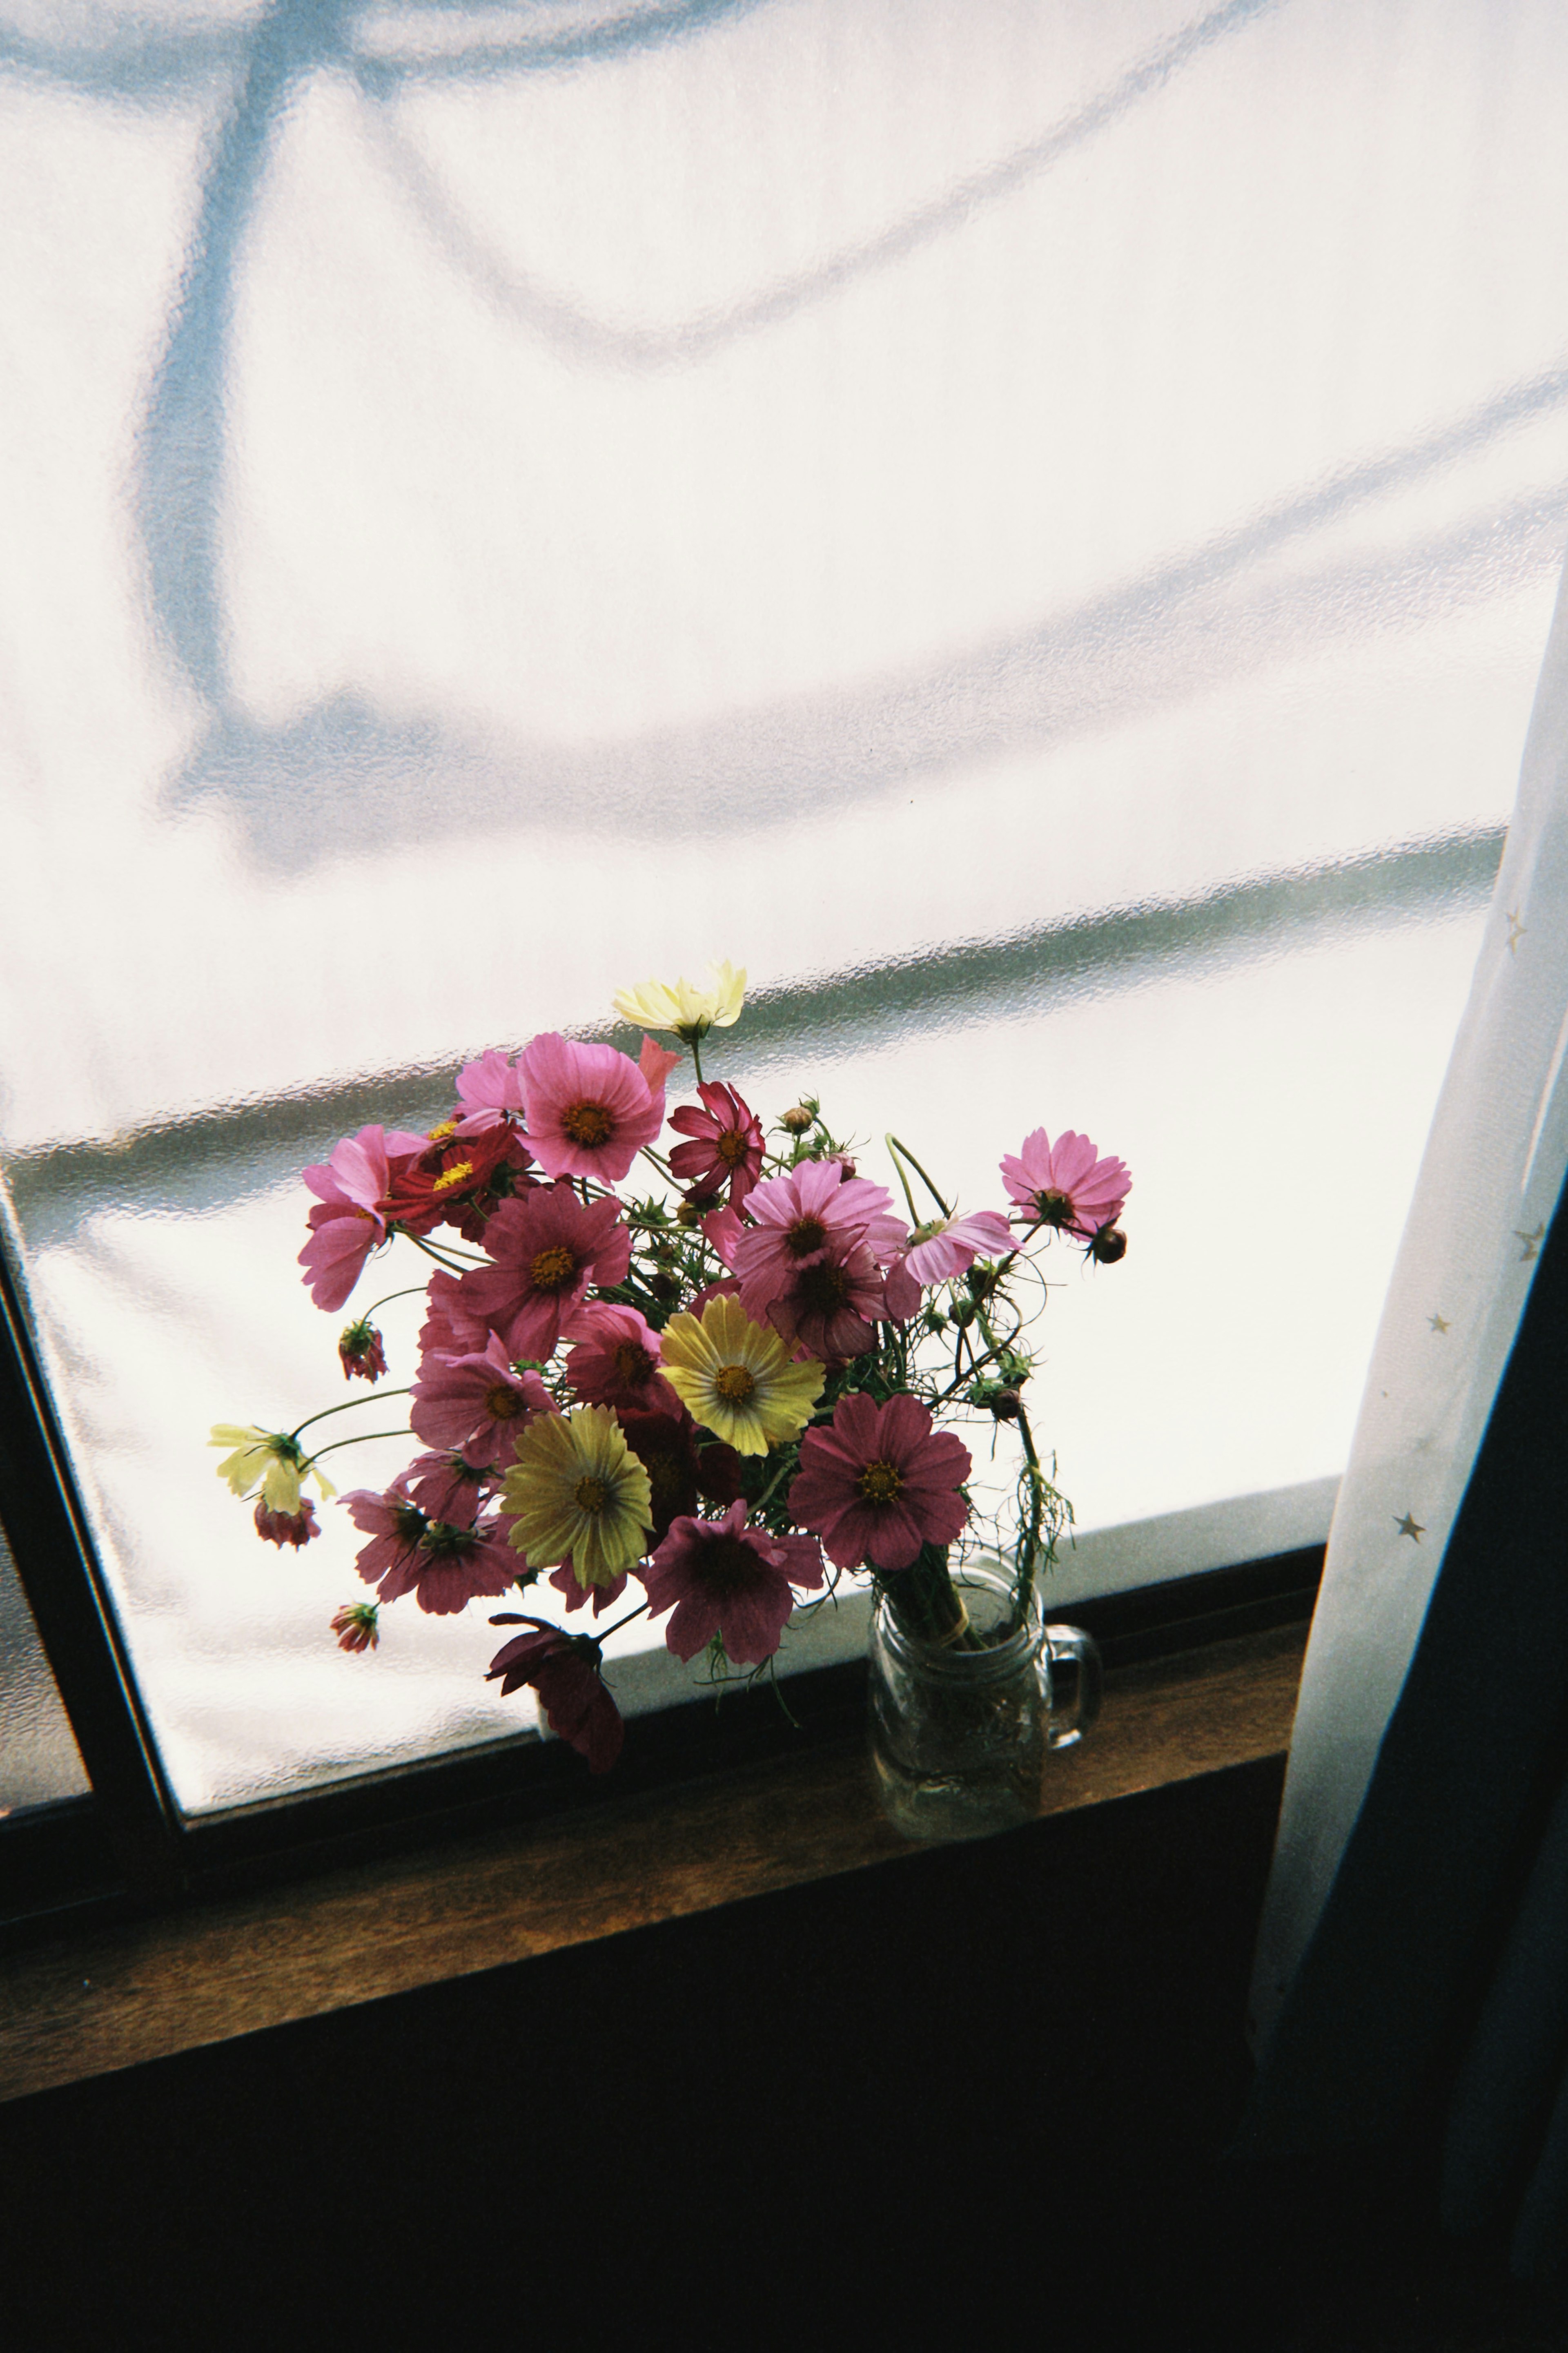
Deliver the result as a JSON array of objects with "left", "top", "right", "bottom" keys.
[
  {"left": 657, "top": 1296, "right": 824, "bottom": 1455},
  {"left": 730, "top": 1160, "right": 904, "bottom": 1321},
  {"left": 564, "top": 1303, "right": 682, "bottom": 1418},
  {"left": 297, "top": 1123, "right": 425, "bottom": 1311},
  {"left": 499, "top": 1405, "right": 654, "bottom": 1589},
  {"left": 210, "top": 1424, "right": 336, "bottom": 1514},
  {"left": 254, "top": 1498, "right": 321, "bottom": 1548},
  {"left": 454, "top": 1184, "right": 630, "bottom": 1362},
  {"left": 668, "top": 1081, "right": 766, "bottom": 1208},
  {"left": 486, "top": 1618, "right": 624, "bottom": 1773},
  {"left": 337, "top": 1319, "right": 389, "bottom": 1382},
  {"left": 612, "top": 962, "right": 746, "bottom": 1040},
  {"left": 519, "top": 1033, "right": 666, "bottom": 1184},
  {"left": 642, "top": 1500, "right": 824, "bottom": 1665},
  {"left": 331, "top": 1601, "right": 380, "bottom": 1652},
  {"left": 789, "top": 1392, "right": 971, "bottom": 1572},
  {"left": 616, "top": 1406, "right": 744, "bottom": 1541},
  {"left": 1000, "top": 1129, "right": 1130, "bottom": 1238},
  {"left": 410, "top": 1335, "right": 554, "bottom": 1467},
  {"left": 882, "top": 1209, "right": 1015, "bottom": 1321},
  {"left": 341, "top": 1484, "right": 518, "bottom": 1615}
]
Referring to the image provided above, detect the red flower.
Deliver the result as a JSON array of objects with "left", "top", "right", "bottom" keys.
[
  {"left": 642, "top": 1499, "right": 823, "bottom": 1665},
  {"left": 337, "top": 1319, "right": 389, "bottom": 1382},
  {"left": 254, "top": 1498, "right": 321, "bottom": 1548},
  {"left": 378, "top": 1122, "right": 532, "bottom": 1238},
  {"left": 668, "top": 1082, "right": 765, "bottom": 1208},
  {"left": 486, "top": 1617, "right": 624, "bottom": 1773},
  {"left": 788, "top": 1392, "right": 971, "bottom": 1572},
  {"left": 453, "top": 1184, "right": 630, "bottom": 1362}
]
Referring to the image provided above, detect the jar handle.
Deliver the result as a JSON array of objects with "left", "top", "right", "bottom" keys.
[{"left": 1042, "top": 1624, "right": 1102, "bottom": 1750}]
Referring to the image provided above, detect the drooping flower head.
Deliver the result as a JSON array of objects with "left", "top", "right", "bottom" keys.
[
  {"left": 729, "top": 1158, "right": 904, "bottom": 1320},
  {"left": 331, "top": 1601, "right": 380, "bottom": 1653},
  {"left": 410, "top": 1334, "right": 555, "bottom": 1467},
  {"left": 254, "top": 1498, "right": 321, "bottom": 1548},
  {"left": 498, "top": 1404, "right": 654, "bottom": 1589},
  {"left": 613, "top": 962, "right": 746, "bottom": 1042},
  {"left": 881, "top": 1208, "right": 1016, "bottom": 1321},
  {"left": 519, "top": 1033, "right": 666, "bottom": 1184},
  {"left": 668, "top": 1081, "right": 765, "bottom": 1208},
  {"left": 1000, "top": 1129, "right": 1130, "bottom": 1238},
  {"left": 341, "top": 1483, "right": 519, "bottom": 1615},
  {"left": 337, "top": 1319, "right": 389, "bottom": 1383},
  {"left": 564, "top": 1303, "right": 683, "bottom": 1418},
  {"left": 486, "top": 1618, "right": 625, "bottom": 1773},
  {"left": 788, "top": 1392, "right": 972, "bottom": 1572},
  {"left": 454, "top": 1184, "right": 630, "bottom": 1362},
  {"left": 642, "top": 1499, "right": 824, "bottom": 1665},
  {"left": 210, "top": 1424, "right": 336, "bottom": 1514},
  {"left": 657, "top": 1295, "right": 824, "bottom": 1456}
]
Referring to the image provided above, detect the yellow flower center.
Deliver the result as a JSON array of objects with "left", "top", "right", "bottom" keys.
[
  {"left": 785, "top": 1215, "right": 829, "bottom": 1259},
  {"left": 858, "top": 1459, "right": 903, "bottom": 1505},
  {"left": 427, "top": 1119, "right": 459, "bottom": 1142},
  {"left": 574, "top": 1475, "right": 609, "bottom": 1515},
  {"left": 714, "top": 1364, "right": 756, "bottom": 1403},
  {"left": 485, "top": 1383, "right": 523, "bottom": 1421},
  {"left": 562, "top": 1101, "right": 613, "bottom": 1148},
  {"left": 530, "top": 1245, "right": 579, "bottom": 1293},
  {"left": 432, "top": 1159, "right": 475, "bottom": 1193},
  {"left": 717, "top": 1129, "right": 748, "bottom": 1167}
]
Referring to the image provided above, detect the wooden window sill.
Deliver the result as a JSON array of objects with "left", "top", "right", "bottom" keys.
[{"left": 0, "top": 1619, "right": 1304, "bottom": 2106}]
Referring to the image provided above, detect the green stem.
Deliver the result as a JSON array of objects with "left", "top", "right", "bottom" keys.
[
  {"left": 593, "top": 1597, "right": 652, "bottom": 1642},
  {"left": 308, "top": 1427, "right": 414, "bottom": 1461},
  {"left": 354, "top": 1285, "right": 431, "bottom": 1320},
  {"left": 886, "top": 1135, "right": 951, "bottom": 1220},
  {"left": 1006, "top": 1403, "right": 1048, "bottom": 1639},
  {"left": 290, "top": 1389, "right": 413, "bottom": 1441},
  {"left": 877, "top": 1543, "right": 982, "bottom": 1651},
  {"left": 884, "top": 1133, "right": 922, "bottom": 1227},
  {"left": 690, "top": 1034, "right": 706, "bottom": 1087}
]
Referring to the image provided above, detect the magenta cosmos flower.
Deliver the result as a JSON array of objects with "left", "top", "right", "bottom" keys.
[
  {"left": 668, "top": 1081, "right": 765, "bottom": 1207},
  {"left": 1000, "top": 1129, "right": 1130, "bottom": 1238},
  {"left": 486, "top": 1618, "right": 624, "bottom": 1773},
  {"left": 882, "top": 1208, "right": 1015, "bottom": 1321},
  {"left": 297, "top": 1122, "right": 425, "bottom": 1311},
  {"left": 519, "top": 1032, "right": 667, "bottom": 1184},
  {"left": 410, "top": 1335, "right": 554, "bottom": 1467},
  {"left": 729, "top": 1160, "right": 904, "bottom": 1318},
  {"left": 642, "top": 1500, "right": 824, "bottom": 1665},
  {"left": 453, "top": 1184, "right": 630, "bottom": 1361},
  {"left": 564, "top": 1303, "right": 682, "bottom": 1418},
  {"left": 789, "top": 1392, "right": 972, "bottom": 1572},
  {"left": 342, "top": 1484, "right": 519, "bottom": 1615},
  {"left": 766, "top": 1245, "right": 890, "bottom": 1361},
  {"left": 402, "top": 1447, "right": 495, "bottom": 1528}
]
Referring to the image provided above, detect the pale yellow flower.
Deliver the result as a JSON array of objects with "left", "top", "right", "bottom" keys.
[
  {"left": 209, "top": 1424, "right": 337, "bottom": 1511},
  {"left": 612, "top": 961, "right": 746, "bottom": 1040},
  {"left": 499, "top": 1404, "right": 653, "bottom": 1588},
  {"left": 657, "top": 1296, "right": 824, "bottom": 1456}
]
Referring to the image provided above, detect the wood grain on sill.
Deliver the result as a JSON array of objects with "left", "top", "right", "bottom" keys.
[{"left": 0, "top": 1620, "right": 1304, "bottom": 2107}]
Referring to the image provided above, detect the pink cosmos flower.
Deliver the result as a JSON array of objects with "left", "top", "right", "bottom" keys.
[
  {"left": 766, "top": 1245, "right": 889, "bottom": 1362},
  {"left": 410, "top": 1335, "right": 555, "bottom": 1467},
  {"left": 519, "top": 1033, "right": 666, "bottom": 1184},
  {"left": 453, "top": 1184, "right": 631, "bottom": 1362},
  {"left": 419, "top": 1270, "right": 492, "bottom": 1361},
  {"left": 730, "top": 1160, "right": 904, "bottom": 1319},
  {"left": 298, "top": 1123, "right": 426, "bottom": 1311},
  {"left": 342, "top": 1484, "right": 519, "bottom": 1615},
  {"left": 254, "top": 1498, "right": 320, "bottom": 1548},
  {"left": 402, "top": 1448, "right": 495, "bottom": 1528},
  {"left": 882, "top": 1209, "right": 1015, "bottom": 1321},
  {"left": 642, "top": 1499, "right": 824, "bottom": 1665},
  {"left": 453, "top": 1048, "right": 526, "bottom": 1133},
  {"left": 564, "top": 1303, "right": 683, "bottom": 1417},
  {"left": 486, "top": 1618, "right": 625, "bottom": 1773},
  {"left": 788, "top": 1392, "right": 972, "bottom": 1572},
  {"left": 668, "top": 1081, "right": 766, "bottom": 1208},
  {"left": 1000, "top": 1129, "right": 1130, "bottom": 1238}
]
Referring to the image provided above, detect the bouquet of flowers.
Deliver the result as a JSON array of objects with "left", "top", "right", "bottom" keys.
[{"left": 211, "top": 964, "right": 1130, "bottom": 1774}]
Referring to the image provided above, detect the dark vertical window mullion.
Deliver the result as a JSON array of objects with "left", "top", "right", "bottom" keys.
[{"left": 0, "top": 1251, "right": 188, "bottom": 1899}]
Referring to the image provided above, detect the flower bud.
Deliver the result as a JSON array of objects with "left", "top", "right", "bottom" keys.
[
  {"left": 780, "top": 1106, "right": 814, "bottom": 1135},
  {"left": 1089, "top": 1223, "right": 1127, "bottom": 1264},
  {"left": 965, "top": 1263, "right": 996, "bottom": 1302},
  {"left": 949, "top": 1297, "right": 976, "bottom": 1328},
  {"left": 988, "top": 1387, "right": 1024, "bottom": 1421},
  {"left": 650, "top": 1272, "right": 680, "bottom": 1303},
  {"left": 330, "top": 1602, "right": 379, "bottom": 1653}
]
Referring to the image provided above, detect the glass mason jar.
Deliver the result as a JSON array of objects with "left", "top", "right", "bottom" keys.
[{"left": 869, "top": 1557, "right": 1102, "bottom": 1842}]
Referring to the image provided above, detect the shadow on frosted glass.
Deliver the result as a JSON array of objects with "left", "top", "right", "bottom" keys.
[{"left": 0, "top": 1524, "right": 91, "bottom": 1814}]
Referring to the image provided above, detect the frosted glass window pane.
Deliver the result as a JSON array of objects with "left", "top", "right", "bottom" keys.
[
  {"left": 0, "top": 1, "right": 1561, "bottom": 1809},
  {"left": 0, "top": 1525, "right": 91, "bottom": 1815}
]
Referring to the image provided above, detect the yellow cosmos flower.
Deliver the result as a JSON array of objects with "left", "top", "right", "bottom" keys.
[
  {"left": 499, "top": 1405, "right": 653, "bottom": 1588},
  {"left": 612, "top": 961, "right": 746, "bottom": 1040},
  {"left": 657, "top": 1296, "right": 824, "bottom": 1456},
  {"left": 209, "top": 1424, "right": 337, "bottom": 1511}
]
